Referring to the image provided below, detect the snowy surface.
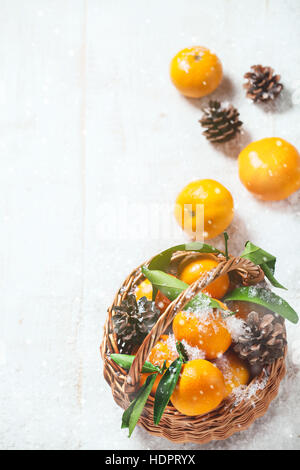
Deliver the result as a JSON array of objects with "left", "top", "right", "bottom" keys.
[{"left": 1, "top": 0, "right": 300, "bottom": 450}]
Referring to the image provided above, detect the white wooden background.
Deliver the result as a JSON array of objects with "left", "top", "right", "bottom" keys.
[{"left": 1, "top": 0, "right": 300, "bottom": 450}]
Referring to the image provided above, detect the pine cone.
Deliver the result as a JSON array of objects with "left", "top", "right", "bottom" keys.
[
  {"left": 199, "top": 100, "right": 243, "bottom": 143},
  {"left": 244, "top": 65, "right": 283, "bottom": 103},
  {"left": 234, "top": 310, "right": 287, "bottom": 366},
  {"left": 112, "top": 294, "right": 160, "bottom": 353}
]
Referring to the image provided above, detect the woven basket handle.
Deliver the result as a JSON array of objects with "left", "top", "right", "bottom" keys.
[{"left": 124, "top": 256, "right": 263, "bottom": 394}]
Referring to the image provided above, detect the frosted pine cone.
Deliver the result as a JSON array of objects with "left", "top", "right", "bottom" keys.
[
  {"left": 244, "top": 65, "right": 283, "bottom": 103},
  {"left": 199, "top": 100, "right": 243, "bottom": 143},
  {"left": 234, "top": 310, "right": 287, "bottom": 365},
  {"left": 112, "top": 294, "right": 160, "bottom": 353}
]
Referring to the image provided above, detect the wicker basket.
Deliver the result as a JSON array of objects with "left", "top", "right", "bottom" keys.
[{"left": 101, "top": 251, "right": 286, "bottom": 444}]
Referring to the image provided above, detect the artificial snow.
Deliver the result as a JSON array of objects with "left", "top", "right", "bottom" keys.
[
  {"left": 165, "top": 334, "right": 206, "bottom": 361},
  {"left": 225, "top": 315, "right": 247, "bottom": 342},
  {"left": 232, "top": 370, "right": 269, "bottom": 407}
]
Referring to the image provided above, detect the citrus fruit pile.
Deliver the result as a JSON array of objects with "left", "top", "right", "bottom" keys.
[
  {"left": 109, "top": 238, "right": 297, "bottom": 437},
  {"left": 135, "top": 254, "right": 250, "bottom": 416}
]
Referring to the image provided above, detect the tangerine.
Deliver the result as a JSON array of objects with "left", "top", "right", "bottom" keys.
[
  {"left": 238, "top": 137, "right": 300, "bottom": 201},
  {"left": 135, "top": 279, "right": 152, "bottom": 301},
  {"left": 174, "top": 179, "right": 234, "bottom": 240},
  {"left": 180, "top": 257, "right": 230, "bottom": 299},
  {"left": 170, "top": 46, "right": 223, "bottom": 98},
  {"left": 173, "top": 308, "right": 231, "bottom": 360},
  {"left": 140, "top": 335, "right": 178, "bottom": 394},
  {"left": 214, "top": 351, "right": 250, "bottom": 397},
  {"left": 171, "top": 359, "right": 226, "bottom": 416}
]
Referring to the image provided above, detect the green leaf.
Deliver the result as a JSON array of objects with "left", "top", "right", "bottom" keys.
[
  {"left": 153, "top": 357, "right": 183, "bottom": 425},
  {"left": 142, "top": 266, "right": 223, "bottom": 311},
  {"left": 110, "top": 354, "right": 160, "bottom": 373},
  {"left": 122, "top": 373, "right": 158, "bottom": 437},
  {"left": 223, "top": 232, "right": 229, "bottom": 260},
  {"left": 224, "top": 286, "right": 298, "bottom": 324},
  {"left": 241, "top": 241, "right": 276, "bottom": 270},
  {"left": 260, "top": 263, "right": 287, "bottom": 290},
  {"left": 148, "top": 242, "right": 223, "bottom": 272},
  {"left": 241, "top": 241, "right": 286, "bottom": 290},
  {"left": 142, "top": 266, "right": 188, "bottom": 300},
  {"left": 176, "top": 341, "right": 189, "bottom": 363},
  {"left": 160, "top": 360, "right": 167, "bottom": 375}
]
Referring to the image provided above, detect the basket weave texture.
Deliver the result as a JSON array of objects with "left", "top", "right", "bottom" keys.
[{"left": 101, "top": 252, "right": 286, "bottom": 444}]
